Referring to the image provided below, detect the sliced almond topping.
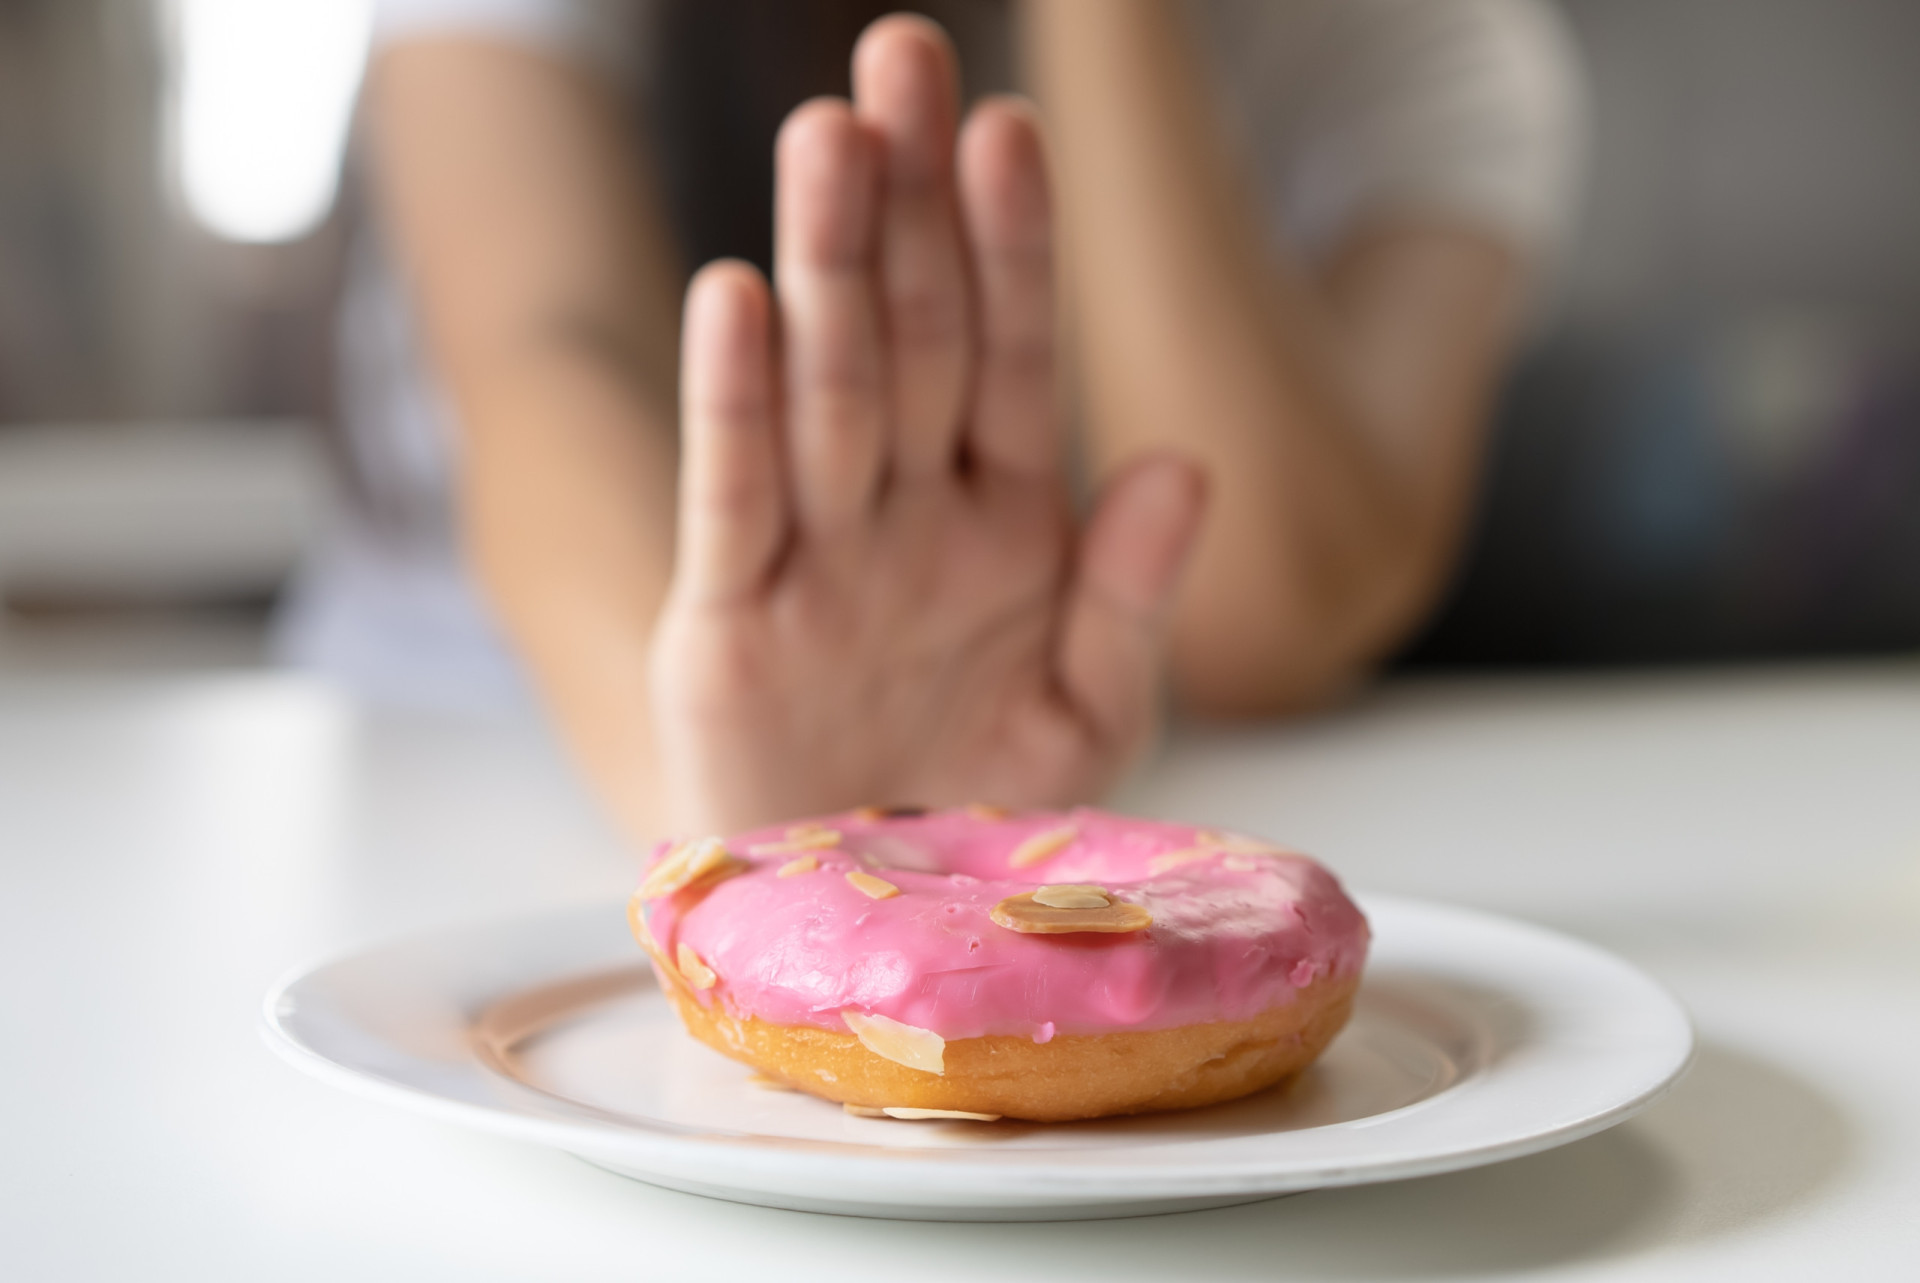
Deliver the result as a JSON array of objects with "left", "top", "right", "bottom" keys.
[
  {"left": 1146, "top": 847, "right": 1215, "bottom": 876},
  {"left": 626, "top": 895, "right": 654, "bottom": 949},
  {"left": 965, "top": 802, "right": 1008, "bottom": 821},
  {"left": 1007, "top": 824, "right": 1077, "bottom": 869},
  {"left": 675, "top": 943, "right": 717, "bottom": 990},
  {"left": 845, "top": 870, "right": 901, "bottom": 900},
  {"left": 1031, "top": 884, "right": 1111, "bottom": 909},
  {"left": 844, "top": 1104, "right": 1002, "bottom": 1121},
  {"left": 747, "top": 1072, "right": 795, "bottom": 1092},
  {"left": 991, "top": 890, "right": 1152, "bottom": 935},
  {"left": 631, "top": 907, "right": 675, "bottom": 977},
  {"left": 1197, "top": 829, "right": 1292, "bottom": 855},
  {"left": 850, "top": 806, "right": 886, "bottom": 823},
  {"left": 842, "top": 1010, "right": 945, "bottom": 1074},
  {"left": 638, "top": 836, "right": 741, "bottom": 900},
  {"left": 749, "top": 826, "right": 844, "bottom": 856},
  {"left": 776, "top": 853, "right": 820, "bottom": 877}
]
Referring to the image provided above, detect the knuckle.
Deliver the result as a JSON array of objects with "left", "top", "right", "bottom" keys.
[
  {"left": 799, "top": 384, "right": 882, "bottom": 438},
  {"left": 691, "top": 385, "right": 769, "bottom": 428},
  {"left": 696, "top": 468, "right": 768, "bottom": 524},
  {"left": 886, "top": 287, "right": 966, "bottom": 350},
  {"left": 986, "top": 335, "right": 1053, "bottom": 387}
]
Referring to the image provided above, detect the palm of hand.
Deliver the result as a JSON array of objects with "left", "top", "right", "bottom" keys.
[
  {"left": 648, "top": 20, "right": 1203, "bottom": 835},
  {"left": 657, "top": 464, "right": 1083, "bottom": 831}
]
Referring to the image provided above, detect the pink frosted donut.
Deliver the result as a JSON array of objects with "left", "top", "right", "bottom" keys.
[{"left": 629, "top": 805, "right": 1369, "bottom": 1122}]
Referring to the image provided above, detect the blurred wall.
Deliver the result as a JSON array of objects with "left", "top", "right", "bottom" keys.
[
  {"left": 1409, "top": 0, "right": 1920, "bottom": 665},
  {"left": 0, "top": 0, "right": 341, "bottom": 425},
  {"left": 0, "top": 0, "right": 332, "bottom": 656}
]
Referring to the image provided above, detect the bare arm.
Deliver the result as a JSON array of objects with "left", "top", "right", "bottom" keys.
[
  {"left": 365, "top": 39, "right": 686, "bottom": 837},
  {"left": 1023, "top": 0, "right": 1527, "bottom": 715}
]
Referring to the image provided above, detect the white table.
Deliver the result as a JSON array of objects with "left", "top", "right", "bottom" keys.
[{"left": 6, "top": 667, "right": 1918, "bottom": 1280}]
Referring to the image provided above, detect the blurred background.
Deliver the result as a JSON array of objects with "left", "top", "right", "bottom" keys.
[{"left": 0, "top": 0, "right": 1916, "bottom": 681}]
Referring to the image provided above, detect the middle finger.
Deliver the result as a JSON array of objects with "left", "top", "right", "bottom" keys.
[{"left": 853, "top": 15, "right": 973, "bottom": 481}]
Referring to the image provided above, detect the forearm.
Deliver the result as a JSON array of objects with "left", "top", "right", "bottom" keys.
[
  {"left": 1023, "top": 0, "right": 1485, "bottom": 713},
  {"left": 367, "top": 41, "right": 686, "bottom": 839},
  {"left": 457, "top": 345, "right": 678, "bottom": 841}
]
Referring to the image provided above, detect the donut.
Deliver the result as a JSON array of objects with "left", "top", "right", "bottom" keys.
[{"left": 628, "top": 806, "right": 1369, "bottom": 1122}]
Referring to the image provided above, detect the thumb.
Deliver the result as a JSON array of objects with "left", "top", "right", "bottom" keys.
[{"left": 1057, "top": 453, "right": 1208, "bottom": 748}]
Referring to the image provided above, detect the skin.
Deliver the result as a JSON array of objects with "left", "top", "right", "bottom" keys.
[
  {"left": 366, "top": 9, "right": 1526, "bottom": 840},
  {"left": 1024, "top": 0, "right": 1524, "bottom": 713},
  {"left": 366, "top": 39, "right": 684, "bottom": 837}
]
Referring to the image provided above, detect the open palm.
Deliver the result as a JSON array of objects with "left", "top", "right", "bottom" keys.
[{"left": 647, "top": 18, "right": 1205, "bottom": 835}]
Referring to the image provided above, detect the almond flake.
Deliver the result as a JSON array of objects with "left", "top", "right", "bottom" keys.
[
  {"left": 991, "top": 890, "right": 1152, "bottom": 935},
  {"left": 638, "top": 836, "right": 741, "bottom": 900},
  {"left": 631, "top": 908, "right": 676, "bottom": 976},
  {"left": 748, "top": 826, "right": 844, "bottom": 856},
  {"left": 1031, "top": 884, "right": 1111, "bottom": 909},
  {"left": 850, "top": 806, "right": 886, "bottom": 823},
  {"left": 842, "top": 1010, "right": 945, "bottom": 1074},
  {"left": 1007, "top": 824, "right": 1077, "bottom": 868},
  {"left": 845, "top": 870, "right": 901, "bottom": 899},
  {"left": 965, "top": 802, "right": 1008, "bottom": 820},
  {"left": 882, "top": 1107, "right": 1002, "bottom": 1122},
  {"left": 776, "top": 853, "right": 820, "bottom": 877},
  {"left": 1147, "top": 847, "right": 1214, "bottom": 876},
  {"left": 843, "top": 1103, "right": 890, "bottom": 1117},
  {"left": 675, "top": 943, "right": 717, "bottom": 989},
  {"left": 1197, "top": 829, "right": 1292, "bottom": 856},
  {"left": 627, "top": 896, "right": 655, "bottom": 950}
]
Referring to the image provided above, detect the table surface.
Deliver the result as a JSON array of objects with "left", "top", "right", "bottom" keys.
[{"left": 5, "top": 665, "right": 1918, "bottom": 1281}]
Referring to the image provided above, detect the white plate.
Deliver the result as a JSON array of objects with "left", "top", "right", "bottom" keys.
[{"left": 262, "top": 895, "right": 1692, "bottom": 1221}]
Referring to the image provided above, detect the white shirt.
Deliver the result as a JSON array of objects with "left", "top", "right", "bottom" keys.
[{"left": 278, "top": 0, "right": 1586, "bottom": 708}]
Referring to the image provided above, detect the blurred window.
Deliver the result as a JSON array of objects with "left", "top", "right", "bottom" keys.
[{"left": 166, "top": 0, "right": 370, "bottom": 243}]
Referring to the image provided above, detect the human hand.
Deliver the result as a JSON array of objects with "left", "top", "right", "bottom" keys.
[{"left": 647, "top": 17, "right": 1206, "bottom": 835}]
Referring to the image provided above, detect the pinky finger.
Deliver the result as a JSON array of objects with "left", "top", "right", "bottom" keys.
[{"left": 677, "top": 260, "right": 785, "bottom": 604}]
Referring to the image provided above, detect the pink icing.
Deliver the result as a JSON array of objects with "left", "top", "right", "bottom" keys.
[{"left": 639, "top": 806, "right": 1370, "bottom": 1041}]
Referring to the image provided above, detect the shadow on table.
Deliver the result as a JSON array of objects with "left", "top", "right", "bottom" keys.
[{"left": 808, "top": 1039, "right": 1855, "bottom": 1278}]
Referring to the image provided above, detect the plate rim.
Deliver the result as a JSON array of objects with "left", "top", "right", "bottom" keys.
[{"left": 260, "top": 893, "right": 1695, "bottom": 1201}]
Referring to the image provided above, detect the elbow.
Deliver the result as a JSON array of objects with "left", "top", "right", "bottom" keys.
[
  {"left": 1168, "top": 519, "right": 1450, "bottom": 720},
  {"left": 1170, "top": 624, "right": 1375, "bottom": 721}
]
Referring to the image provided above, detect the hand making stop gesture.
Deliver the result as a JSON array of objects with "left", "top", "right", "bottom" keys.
[{"left": 648, "top": 18, "right": 1206, "bottom": 835}]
